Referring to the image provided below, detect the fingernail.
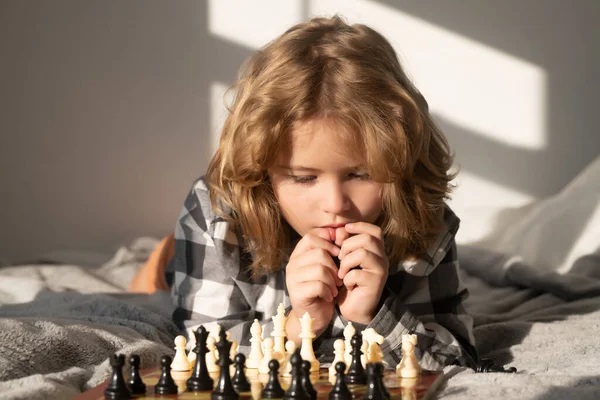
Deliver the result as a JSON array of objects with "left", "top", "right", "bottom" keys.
[{"left": 346, "top": 223, "right": 354, "bottom": 229}]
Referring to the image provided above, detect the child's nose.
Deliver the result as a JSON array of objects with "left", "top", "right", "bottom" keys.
[{"left": 321, "top": 182, "right": 349, "bottom": 214}]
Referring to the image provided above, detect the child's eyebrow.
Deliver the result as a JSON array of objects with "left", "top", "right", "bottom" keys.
[{"left": 277, "top": 165, "right": 366, "bottom": 172}]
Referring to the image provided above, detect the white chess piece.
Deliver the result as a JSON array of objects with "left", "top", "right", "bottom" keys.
[
  {"left": 343, "top": 322, "right": 355, "bottom": 370},
  {"left": 246, "top": 319, "right": 263, "bottom": 369},
  {"left": 360, "top": 339, "right": 368, "bottom": 368},
  {"left": 396, "top": 334, "right": 421, "bottom": 378},
  {"left": 205, "top": 335, "right": 220, "bottom": 373},
  {"left": 271, "top": 303, "right": 288, "bottom": 362},
  {"left": 362, "top": 328, "right": 384, "bottom": 363},
  {"left": 282, "top": 340, "right": 297, "bottom": 376},
  {"left": 329, "top": 339, "right": 345, "bottom": 376},
  {"left": 258, "top": 338, "right": 275, "bottom": 374},
  {"left": 299, "top": 312, "right": 320, "bottom": 372},
  {"left": 171, "top": 335, "right": 191, "bottom": 371}
]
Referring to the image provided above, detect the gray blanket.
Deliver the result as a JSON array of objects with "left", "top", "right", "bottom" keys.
[{"left": 1, "top": 238, "right": 600, "bottom": 399}]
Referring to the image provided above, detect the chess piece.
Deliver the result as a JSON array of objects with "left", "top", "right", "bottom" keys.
[
  {"left": 299, "top": 312, "right": 319, "bottom": 372},
  {"left": 399, "top": 376, "right": 418, "bottom": 400},
  {"left": 329, "top": 339, "right": 345, "bottom": 377},
  {"left": 211, "top": 329, "right": 239, "bottom": 400},
  {"left": 261, "top": 360, "right": 285, "bottom": 398},
  {"left": 187, "top": 326, "right": 214, "bottom": 391},
  {"left": 246, "top": 319, "right": 263, "bottom": 369},
  {"left": 282, "top": 340, "right": 297, "bottom": 376},
  {"left": 272, "top": 303, "right": 288, "bottom": 362},
  {"left": 206, "top": 335, "right": 220, "bottom": 373},
  {"left": 361, "top": 339, "right": 368, "bottom": 368},
  {"left": 301, "top": 360, "right": 317, "bottom": 400},
  {"left": 259, "top": 337, "right": 275, "bottom": 374},
  {"left": 232, "top": 353, "right": 251, "bottom": 392},
  {"left": 362, "top": 328, "right": 384, "bottom": 364},
  {"left": 329, "top": 362, "right": 352, "bottom": 400},
  {"left": 364, "top": 363, "right": 389, "bottom": 400},
  {"left": 104, "top": 354, "right": 131, "bottom": 400},
  {"left": 343, "top": 322, "right": 355, "bottom": 370},
  {"left": 283, "top": 350, "right": 309, "bottom": 400},
  {"left": 345, "top": 333, "right": 366, "bottom": 385},
  {"left": 127, "top": 354, "right": 146, "bottom": 395},
  {"left": 171, "top": 335, "right": 192, "bottom": 371},
  {"left": 155, "top": 355, "right": 178, "bottom": 395},
  {"left": 396, "top": 334, "right": 421, "bottom": 378}
]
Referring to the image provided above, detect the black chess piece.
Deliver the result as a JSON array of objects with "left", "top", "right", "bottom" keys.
[
  {"left": 154, "top": 355, "right": 178, "bottom": 395},
  {"left": 187, "top": 326, "right": 215, "bottom": 391},
  {"left": 301, "top": 360, "right": 317, "bottom": 400},
  {"left": 104, "top": 353, "right": 131, "bottom": 400},
  {"left": 345, "top": 332, "right": 366, "bottom": 385},
  {"left": 232, "top": 353, "right": 250, "bottom": 392},
  {"left": 261, "top": 359, "right": 285, "bottom": 398},
  {"left": 364, "top": 363, "right": 389, "bottom": 400},
  {"left": 329, "top": 361, "right": 352, "bottom": 400},
  {"left": 283, "top": 349, "right": 309, "bottom": 400},
  {"left": 127, "top": 354, "right": 146, "bottom": 395},
  {"left": 211, "top": 328, "right": 239, "bottom": 400}
]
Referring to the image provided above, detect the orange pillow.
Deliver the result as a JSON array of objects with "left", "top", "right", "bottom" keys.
[{"left": 128, "top": 233, "right": 174, "bottom": 293}]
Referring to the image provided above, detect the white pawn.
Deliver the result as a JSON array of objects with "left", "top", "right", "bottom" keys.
[
  {"left": 205, "top": 335, "right": 219, "bottom": 373},
  {"left": 343, "top": 322, "right": 355, "bottom": 370},
  {"left": 258, "top": 338, "right": 275, "bottom": 374},
  {"left": 329, "top": 339, "right": 345, "bottom": 376},
  {"left": 171, "top": 335, "right": 191, "bottom": 371},
  {"left": 396, "top": 334, "right": 421, "bottom": 378},
  {"left": 246, "top": 319, "right": 263, "bottom": 369},
  {"left": 299, "top": 312, "right": 319, "bottom": 372},
  {"left": 281, "top": 340, "right": 297, "bottom": 376}
]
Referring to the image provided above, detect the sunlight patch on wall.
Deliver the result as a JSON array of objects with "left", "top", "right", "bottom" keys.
[
  {"left": 208, "top": 0, "right": 303, "bottom": 50},
  {"left": 210, "top": 82, "right": 230, "bottom": 154},
  {"left": 309, "top": 0, "right": 547, "bottom": 151}
]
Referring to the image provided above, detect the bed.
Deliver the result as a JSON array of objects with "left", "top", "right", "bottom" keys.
[{"left": 1, "top": 156, "right": 598, "bottom": 400}]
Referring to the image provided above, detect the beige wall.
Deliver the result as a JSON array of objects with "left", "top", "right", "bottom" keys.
[{"left": 1, "top": 0, "right": 599, "bottom": 263}]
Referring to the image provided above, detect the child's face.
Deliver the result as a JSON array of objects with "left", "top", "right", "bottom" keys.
[{"left": 268, "top": 119, "right": 383, "bottom": 238}]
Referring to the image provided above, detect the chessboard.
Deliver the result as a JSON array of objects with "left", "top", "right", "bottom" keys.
[{"left": 74, "top": 367, "right": 443, "bottom": 399}]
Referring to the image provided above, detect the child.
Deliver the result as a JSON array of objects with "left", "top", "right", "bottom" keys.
[{"left": 166, "top": 15, "right": 478, "bottom": 370}]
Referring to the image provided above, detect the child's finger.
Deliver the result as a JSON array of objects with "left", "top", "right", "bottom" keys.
[
  {"left": 297, "top": 278, "right": 337, "bottom": 303},
  {"left": 338, "top": 248, "right": 386, "bottom": 279},
  {"left": 334, "top": 226, "right": 350, "bottom": 248},
  {"left": 339, "top": 233, "right": 385, "bottom": 260},
  {"left": 290, "top": 248, "right": 343, "bottom": 286},
  {"left": 291, "top": 229, "right": 340, "bottom": 259},
  {"left": 343, "top": 222, "right": 383, "bottom": 241}
]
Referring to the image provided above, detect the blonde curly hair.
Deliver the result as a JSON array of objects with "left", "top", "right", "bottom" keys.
[{"left": 206, "top": 15, "right": 455, "bottom": 276}]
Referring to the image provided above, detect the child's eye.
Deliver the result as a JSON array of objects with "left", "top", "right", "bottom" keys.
[
  {"left": 349, "top": 172, "right": 371, "bottom": 180},
  {"left": 290, "top": 175, "right": 316, "bottom": 184}
]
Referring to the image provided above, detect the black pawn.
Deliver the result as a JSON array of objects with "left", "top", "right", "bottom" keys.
[
  {"left": 211, "top": 328, "right": 239, "bottom": 400},
  {"left": 187, "top": 326, "right": 214, "bottom": 391},
  {"left": 127, "top": 354, "right": 146, "bottom": 395},
  {"left": 283, "top": 349, "right": 309, "bottom": 400},
  {"left": 301, "top": 360, "right": 317, "bottom": 400},
  {"left": 261, "top": 359, "right": 285, "bottom": 399},
  {"left": 154, "top": 355, "right": 178, "bottom": 395},
  {"left": 232, "top": 353, "right": 250, "bottom": 393},
  {"left": 345, "top": 333, "right": 366, "bottom": 385},
  {"left": 104, "top": 353, "right": 131, "bottom": 400},
  {"left": 329, "top": 362, "right": 352, "bottom": 400},
  {"left": 363, "top": 363, "right": 389, "bottom": 400}
]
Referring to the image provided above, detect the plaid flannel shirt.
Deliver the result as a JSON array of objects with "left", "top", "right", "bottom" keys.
[{"left": 166, "top": 177, "right": 478, "bottom": 370}]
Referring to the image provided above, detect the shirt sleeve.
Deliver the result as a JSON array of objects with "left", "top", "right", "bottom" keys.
[
  {"left": 165, "top": 177, "right": 279, "bottom": 352},
  {"left": 365, "top": 212, "right": 479, "bottom": 370}
]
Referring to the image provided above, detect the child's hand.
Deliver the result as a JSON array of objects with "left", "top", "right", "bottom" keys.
[
  {"left": 336, "top": 222, "right": 389, "bottom": 325},
  {"left": 286, "top": 228, "right": 342, "bottom": 337}
]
